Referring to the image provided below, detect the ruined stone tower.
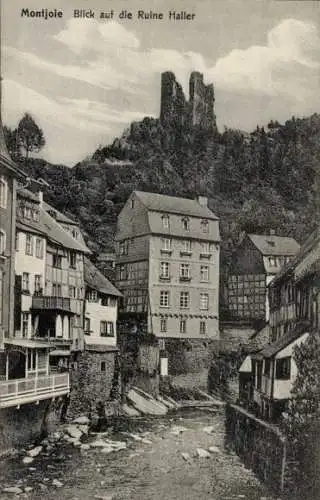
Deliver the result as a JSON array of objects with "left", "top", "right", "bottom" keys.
[{"left": 159, "top": 71, "right": 216, "bottom": 132}]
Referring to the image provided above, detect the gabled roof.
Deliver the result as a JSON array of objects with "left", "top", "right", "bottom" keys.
[
  {"left": 84, "top": 257, "right": 122, "bottom": 297},
  {"left": 16, "top": 189, "right": 90, "bottom": 253},
  {"left": 269, "top": 227, "right": 320, "bottom": 286},
  {"left": 248, "top": 234, "right": 300, "bottom": 256},
  {"left": 43, "top": 201, "right": 77, "bottom": 225},
  {"left": 42, "top": 209, "right": 90, "bottom": 253},
  {"left": 259, "top": 322, "right": 310, "bottom": 358},
  {"left": 134, "top": 191, "right": 218, "bottom": 220}
]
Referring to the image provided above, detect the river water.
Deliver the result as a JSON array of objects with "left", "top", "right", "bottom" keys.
[{"left": 0, "top": 408, "right": 279, "bottom": 500}]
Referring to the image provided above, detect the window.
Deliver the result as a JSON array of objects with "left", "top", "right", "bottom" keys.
[
  {"left": 201, "top": 242, "right": 211, "bottom": 255},
  {"left": 100, "top": 321, "right": 115, "bottom": 337},
  {"left": 182, "top": 217, "right": 190, "bottom": 231},
  {"left": 0, "top": 177, "right": 7, "bottom": 209},
  {"left": 0, "top": 230, "right": 6, "bottom": 254},
  {"left": 25, "top": 234, "right": 33, "bottom": 255},
  {"left": 34, "top": 275, "right": 42, "bottom": 293},
  {"left": 201, "top": 220, "right": 209, "bottom": 233},
  {"left": 162, "top": 215, "right": 170, "bottom": 229},
  {"left": 86, "top": 289, "right": 98, "bottom": 302},
  {"left": 52, "top": 283, "right": 62, "bottom": 297},
  {"left": 131, "top": 198, "right": 135, "bottom": 209},
  {"left": 119, "top": 264, "right": 127, "bottom": 280},
  {"left": 200, "top": 265, "right": 209, "bottom": 282},
  {"left": 27, "top": 348, "right": 36, "bottom": 369},
  {"left": 182, "top": 240, "right": 192, "bottom": 253},
  {"left": 161, "top": 238, "right": 172, "bottom": 252},
  {"left": 120, "top": 240, "right": 129, "bottom": 256},
  {"left": 15, "top": 233, "right": 19, "bottom": 251},
  {"left": 32, "top": 209, "right": 39, "bottom": 222},
  {"left": 200, "top": 293, "right": 209, "bottom": 310},
  {"left": 180, "top": 319, "right": 187, "bottom": 334},
  {"left": 268, "top": 257, "right": 276, "bottom": 267},
  {"left": 22, "top": 313, "right": 29, "bottom": 337},
  {"left": 22, "top": 273, "right": 30, "bottom": 293},
  {"left": 84, "top": 317, "right": 91, "bottom": 333},
  {"left": 180, "top": 291, "right": 190, "bottom": 308},
  {"left": 160, "top": 318, "right": 167, "bottom": 332},
  {"left": 200, "top": 321, "right": 207, "bottom": 335},
  {"left": 180, "top": 263, "right": 190, "bottom": 279},
  {"left": 24, "top": 206, "right": 32, "bottom": 219},
  {"left": 52, "top": 254, "right": 62, "bottom": 269},
  {"left": 276, "top": 357, "right": 291, "bottom": 380},
  {"left": 160, "top": 291, "right": 169, "bottom": 307},
  {"left": 35, "top": 238, "right": 43, "bottom": 259},
  {"left": 68, "top": 252, "right": 77, "bottom": 268},
  {"left": 69, "top": 286, "right": 76, "bottom": 298},
  {"left": 264, "top": 359, "right": 271, "bottom": 376},
  {"left": 101, "top": 361, "right": 106, "bottom": 372},
  {"left": 160, "top": 262, "right": 170, "bottom": 279}
]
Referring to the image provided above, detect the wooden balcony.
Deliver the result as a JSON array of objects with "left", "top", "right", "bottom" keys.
[
  {"left": 32, "top": 296, "right": 71, "bottom": 313},
  {"left": 0, "top": 373, "right": 70, "bottom": 409}
]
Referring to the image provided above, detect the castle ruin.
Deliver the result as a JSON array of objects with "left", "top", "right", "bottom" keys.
[{"left": 160, "top": 71, "right": 216, "bottom": 132}]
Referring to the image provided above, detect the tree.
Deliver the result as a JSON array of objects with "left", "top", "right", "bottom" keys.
[
  {"left": 17, "top": 113, "right": 45, "bottom": 160},
  {"left": 3, "top": 125, "right": 21, "bottom": 161},
  {"left": 281, "top": 332, "right": 320, "bottom": 498}
]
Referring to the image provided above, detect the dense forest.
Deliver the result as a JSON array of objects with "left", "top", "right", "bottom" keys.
[{"left": 4, "top": 112, "right": 320, "bottom": 268}]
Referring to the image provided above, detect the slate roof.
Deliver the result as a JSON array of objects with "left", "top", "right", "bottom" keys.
[
  {"left": 269, "top": 227, "right": 320, "bottom": 286},
  {"left": 42, "top": 210, "right": 90, "bottom": 253},
  {"left": 84, "top": 257, "right": 122, "bottom": 297},
  {"left": 259, "top": 322, "right": 310, "bottom": 358},
  {"left": 248, "top": 234, "right": 300, "bottom": 256},
  {"left": 43, "top": 201, "right": 77, "bottom": 225},
  {"left": 135, "top": 191, "right": 218, "bottom": 220},
  {"left": 16, "top": 189, "right": 90, "bottom": 253}
]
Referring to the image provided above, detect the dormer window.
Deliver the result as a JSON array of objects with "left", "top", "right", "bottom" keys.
[
  {"left": 162, "top": 215, "right": 170, "bottom": 230},
  {"left": 32, "top": 209, "right": 39, "bottom": 222},
  {"left": 0, "top": 177, "right": 7, "bottom": 209},
  {"left": 24, "top": 206, "right": 32, "bottom": 219},
  {"left": 0, "top": 230, "right": 6, "bottom": 254},
  {"left": 182, "top": 217, "right": 190, "bottom": 231},
  {"left": 201, "top": 219, "right": 209, "bottom": 233}
]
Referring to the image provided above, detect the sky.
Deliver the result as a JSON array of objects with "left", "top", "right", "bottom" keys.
[{"left": 1, "top": 0, "right": 320, "bottom": 166}]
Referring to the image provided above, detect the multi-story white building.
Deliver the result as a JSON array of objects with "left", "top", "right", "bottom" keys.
[{"left": 116, "top": 191, "right": 220, "bottom": 341}]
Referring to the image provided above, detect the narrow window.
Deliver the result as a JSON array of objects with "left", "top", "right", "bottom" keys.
[
  {"left": 200, "top": 321, "right": 207, "bottom": 335},
  {"left": 160, "top": 318, "right": 167, "bottom": 332},
  {"left": 180, "top": 320, "right": 187, "bottom": 334},
  {"left": 0, "top": 177, "right": 7, "bottom": 209},
  {"left": 25, "top": 234, "right": 33, "bottom": 255}
]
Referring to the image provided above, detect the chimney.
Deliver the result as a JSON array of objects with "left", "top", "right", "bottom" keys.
[
  {"left": 197, "top": 195, "right": 208, "bottom": 207},
  {"left": 38, "top": 191, "right": 43, "bottom": 207}
]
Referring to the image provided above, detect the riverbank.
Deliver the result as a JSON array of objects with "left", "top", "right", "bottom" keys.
[{"left": 0, "top": 408, "right": 279, "bottom": 500}]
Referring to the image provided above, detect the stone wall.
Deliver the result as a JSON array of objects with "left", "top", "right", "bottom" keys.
[
  {"left": 67, "top": 347, "right": 120, "bottom": 419},
  {"left": 219, "top": 322, "right": 256, "bottom": 350},
  {"left": 0, "top": 397, "right": 66, "bottom": 457},
  {"left": 165, "top": 338, "right": 213, "bottom": 390},
  {"left": 225, "top": 403, "right": 287, "bottom": 493}
]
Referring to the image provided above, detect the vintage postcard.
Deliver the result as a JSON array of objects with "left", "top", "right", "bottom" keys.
[{"left": 0, "top": 0, "right": 319, "bottom": 499}]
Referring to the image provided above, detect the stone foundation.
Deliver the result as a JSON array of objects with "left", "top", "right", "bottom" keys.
[
  {"left": 67, "top": 347, "right": 120, "bottom": 419},
  {"left": 0, "top": 397, "right": 66, "bottom": 457},
  {"left": 164, "top": 338, "right": 213, "bottom": 390}
]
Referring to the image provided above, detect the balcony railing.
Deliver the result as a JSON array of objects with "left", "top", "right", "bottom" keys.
[
  {"left": 32, "top": 296, "right": 71, "bottom": 313},
  {"left": 0, "top": 373, "right": 70, "bottom": 409}
]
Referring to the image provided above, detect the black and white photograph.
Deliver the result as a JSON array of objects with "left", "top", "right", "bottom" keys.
[{"left": 0, "top": 0, "right": 319, "bottom": 498}]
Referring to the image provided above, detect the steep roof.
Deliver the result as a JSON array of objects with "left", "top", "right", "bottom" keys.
[
  {"left": 84, "top": 257, "right": 122, "bottom": 297},
  {"left": 248, "top": 234, "right": 300, "bottom": 256},
  {"left": 269, "top": 227, "right": 320, "bottom": 286},
  {"left": 134, "top": 191, "right": 218, "bottom": 220},
  {"left": 43, "top": 201, "right": 77, "bottom": 225},
  {"left": 259, "top": 322, "right": 310, "bottom": 358},
  {"left": 42, "top": 209, "right": 90, "bottom": 253}
]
